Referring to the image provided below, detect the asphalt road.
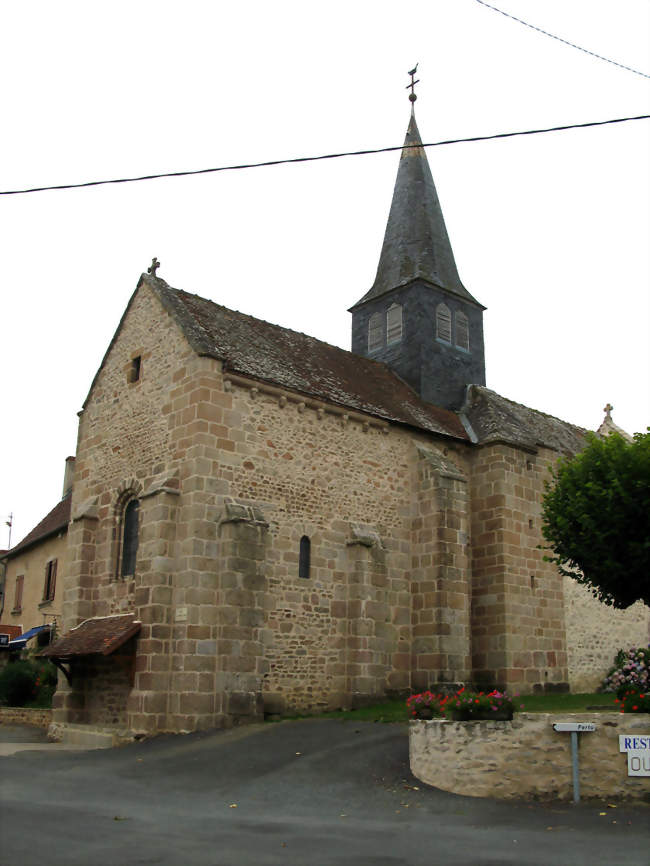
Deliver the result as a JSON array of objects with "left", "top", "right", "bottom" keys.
[{"left": 1, "top": 720, "right": 648, "bottom": 866}]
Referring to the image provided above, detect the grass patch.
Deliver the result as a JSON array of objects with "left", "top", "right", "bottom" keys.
[
  {"left": 517, "top": 692, "right": 617, "bottom": 713},
  {"left": 271, "top": 693, "right": 618, "bottom": 724}
]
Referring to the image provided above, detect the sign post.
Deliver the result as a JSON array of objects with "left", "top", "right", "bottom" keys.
[{"left": 552, "top": 722, "right": 596, "bottom": 803}]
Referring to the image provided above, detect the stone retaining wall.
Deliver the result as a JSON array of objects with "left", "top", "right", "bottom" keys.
[
  {"left": 410, "top": 713, "right": 650, "bottom": 801},
  {"left": 0, "top": 707, "right": 52, "bottom": 729}
]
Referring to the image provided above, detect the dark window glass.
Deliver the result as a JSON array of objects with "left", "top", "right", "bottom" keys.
[
  {"left": 128, "top": 356, "right": 141, "bottom": 383},
  {"left": 298, "top": 535, "right": 311, "bottom": 579},
  {"left": 121, "top": 499, "right": 140, "bottom": 576}
]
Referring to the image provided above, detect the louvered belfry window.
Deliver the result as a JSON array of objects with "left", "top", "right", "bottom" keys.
[
  {"left": 436, "top": 303, "right": 452, "bottom": 343},
  {"left": 368, "top": 313, "right": 383, "bottom": 352},
  {"left": 121, "top": 499, "right": 140, "bottom": 577},
  {"left": 455, "top": 311, "right": 470, "bottom": 351},
  {"left": 386, "top": 304, "right": 403, "bottom": 345},
  {"left": 299, "top": 535, "right": 311, "bottom": 579}
]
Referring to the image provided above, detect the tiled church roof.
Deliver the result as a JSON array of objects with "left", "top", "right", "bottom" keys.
[
  {"left": 146, "top": 275, "right": 469, "bottom": 441},
  {"left": 462, "top": 385, "right": 586, "bottom": 455}
]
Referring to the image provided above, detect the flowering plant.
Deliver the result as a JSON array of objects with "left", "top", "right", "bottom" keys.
[
  {"left": 406, "top": 690, "right": 441, "bottom": 719},
  {"left": 615, "top": 690, "right": 650, "bottom": 714},
  {"left": 407, "top": 687, "right": 521, "bottom": 721},
  {"left": 602, "top": 646, "right": 649, "bottom": 698}
]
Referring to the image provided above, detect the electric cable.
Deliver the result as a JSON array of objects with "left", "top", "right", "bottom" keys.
[
  {"left": 474, "top": 0, "right": 650, "bottom": 80},
  {"left": 0, "top": 113, "right": 648, "bottom": 197}
]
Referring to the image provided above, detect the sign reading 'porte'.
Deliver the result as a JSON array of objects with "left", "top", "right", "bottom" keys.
[{"left": 619, "top": 735, "right": 650, "bottom": 777}]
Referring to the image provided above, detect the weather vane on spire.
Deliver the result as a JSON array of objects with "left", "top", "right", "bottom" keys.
[{"left": 406, "top": 64, "right": 419, "bottom": 109}]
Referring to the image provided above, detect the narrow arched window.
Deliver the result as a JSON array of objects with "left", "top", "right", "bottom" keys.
[
  {"left": 368, "top": 313, "right": 382, "bottom": 353},
  {"left": 436, "top": 303, "right": 452, "bottom": 343},
  {"left": 455, "top": 311, "right": 469, "bottom": 351},
  {"left": 299, "top": 535, "right": 311, "bottom": 579},
  {"left": 121, "top": 499, "right": 140, "bottom": 577},
  {"left": 386, "top": 303, "right": 403, "bottom": 345}
]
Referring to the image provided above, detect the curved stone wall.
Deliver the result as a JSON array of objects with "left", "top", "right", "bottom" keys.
[{"left": 410, "top": 713, "right": 650, "bottom": 801}]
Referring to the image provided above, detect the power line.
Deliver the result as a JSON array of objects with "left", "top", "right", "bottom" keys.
[
  {"left": 474, "top": 0, "right": 650, "bottom": 80},
  {"left": 0, "top": 114, "right": 648, "bottom": 197}
]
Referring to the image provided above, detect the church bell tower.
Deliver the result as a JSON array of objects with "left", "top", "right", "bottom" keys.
[{"left": 350, "top": 78, "right": 486, "bottom": 411}]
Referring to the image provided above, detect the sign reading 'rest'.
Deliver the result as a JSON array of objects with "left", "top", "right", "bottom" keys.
[{"left": 618, "top": 734, "right": 650, "bottom": 777}]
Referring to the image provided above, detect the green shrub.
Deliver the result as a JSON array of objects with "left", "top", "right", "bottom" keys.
[{"left": 0, "top": 658, "right": 58, "bottom": 708}]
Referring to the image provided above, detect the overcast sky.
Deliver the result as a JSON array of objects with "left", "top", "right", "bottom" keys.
[{"left": 1, "top": 0, "right": 648, "bottom": 548}]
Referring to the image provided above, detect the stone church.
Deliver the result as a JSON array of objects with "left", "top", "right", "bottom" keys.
[{"left": 43, "top": 108, "right": 648, "bottom": 738}]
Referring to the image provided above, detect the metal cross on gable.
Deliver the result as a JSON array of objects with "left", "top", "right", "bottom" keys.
[{"left": 406, "top": 63, "right": 419, "bottom": 104}]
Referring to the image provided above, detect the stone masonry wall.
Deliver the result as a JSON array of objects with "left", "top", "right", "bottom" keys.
[
  {"left": 57, "top": 280, "right": 473, "bottom": 733},
  {"left": 564, "top": 579, "right": 649, "bottom": 692},
  {"left": 411, "top": 446, "right": 471, "bottom": 691},
  {"left": 470, "top": 443, "right": 568, "bottom": 693},
  {"left": 410, "top": 714, "right": 650, "bottom": 801},
  {"left": 0, "top": 707, "right": 52, "bottom": 728},
  {"left": 219, "top": 378, "right": 457, "bottom": 714},
  {"left": 469, "top": 440, "right": 649, "bottom": 695}
]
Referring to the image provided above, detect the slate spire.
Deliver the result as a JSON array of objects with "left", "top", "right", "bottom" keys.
[
  {"left": 349, "top": 105, "right": 486, "bottom": 411},
  {"left": 351, "top": 112, "right": 481, "bottom": 309}
]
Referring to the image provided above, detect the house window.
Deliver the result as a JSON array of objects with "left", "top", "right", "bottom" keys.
[
  {"left": 386, "top": 304, "right": 403, "bottom": 345},
  {"left": 455, "top": 311, "right": 469, "bottom": 351},
  {"left": 120, "top": 499, "right": 140, "bottom": 577},
  {"left": 368, "top": 313, "right": 382, "bottom": 352},
  {"left": 436, "top": 303, "right": 452, "bottom": 343},
  {"left": 13, "top": 575, "right": 24, "bottom": 613},
  {"left": 43, "top": 559, "right": 57, "bottom": 601},
  {"left": 128, "top": 356, "right": 141, "bottom": 384},
  {"left": 299, "top": 536, "right": 311, "bottom": 579}
]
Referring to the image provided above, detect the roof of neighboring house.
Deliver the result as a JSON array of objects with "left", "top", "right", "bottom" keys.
[
  {"left": 2, "top": 494, "right": 71, "bottom": 560},
  {"left": 462, "top": 385, "right": 586, "bottom": 455},
  {"left": 40, "top": 614, "right": 141, "bottom": 659}
]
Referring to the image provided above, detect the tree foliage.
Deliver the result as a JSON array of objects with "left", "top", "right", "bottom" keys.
[{"left": 541, "top": 430, "right": 650, "bottom": 609}]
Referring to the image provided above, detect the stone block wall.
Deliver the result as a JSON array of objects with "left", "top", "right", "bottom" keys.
[
  {"left": 470, "top": 443, "right": 568, "bottom": 693},
  {"left": 56, "top": 279, "right": 475, "bottom": 733},
  {"left": 52, "top": 278, "right": 649, "bottom": 737},
  {"left": 411, "top": 446, "right": 471, "bottom": 691},
  {"left": 564, "top": 580, "right": 649, "bottom": 692},
  {"left": 0, "top": 707, "right": 52, "bottom": 728},
  {"left": 410, "top": 714, "right": 650, "bottom": 801}
]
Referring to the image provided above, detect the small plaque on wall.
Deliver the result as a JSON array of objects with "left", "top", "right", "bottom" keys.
[{"left": 175, "top": 606, "right": 188, "bottom": 622}]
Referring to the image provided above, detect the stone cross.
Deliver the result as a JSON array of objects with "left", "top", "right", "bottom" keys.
[
  {"left": 603, "top": 403, "right": 613, "bottom": 419},
  {"left": 148, "top": 257, "right": 160, "bottom": 277}
]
